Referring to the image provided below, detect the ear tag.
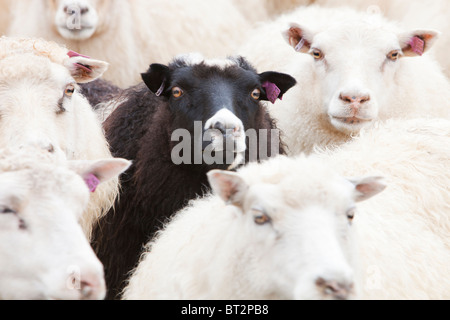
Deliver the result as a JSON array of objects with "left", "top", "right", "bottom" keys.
[
  {"left": 67, "top": 50, "right": 91, "bottom": 59},
  {"left": 85, "top": 173, "right": 100, "bottom": 193},
  {"left": 262, "top": 81, "right": 281, "bottom": 104},
  {"left": 409, "top": 36, "right": 425, "bottom": 56},
  {"left": 74, "top": 63, "right": 93, "bottom": 73},
  {"left": 295, "top": 38, "right": 305, "bottom": 52},
  {"left": 155, "top": 82, "right": 165, "bottom": 97}
]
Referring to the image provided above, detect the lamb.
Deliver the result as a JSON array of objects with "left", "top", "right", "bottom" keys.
[
  {"left": 91, "top": 53, "right": 297, "bottom": 299},
  {"left": 238, "top": 5, "right": 450, "bottom": 155},
  {"left": 0, "top": 37, "right": 119, "bottom": 238},
  {"left": 123, "top": 118, "right": 450, "bottom": 300},
  {"left": 7, "top": 0, "right": 257, "bottom": 88},
  {"left": 0, "top": 146, "right": 131, "bottom": 300}
]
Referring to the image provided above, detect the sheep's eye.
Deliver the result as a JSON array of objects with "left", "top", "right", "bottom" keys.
[
  {"left": 172, "top": 87, "right": 184, "bottom": 98},
  {"left": 252, "top": 208, "right": 271, "bottom": 225},
  {"left": 64, "top": 84, "right": 75, "bottom": 97},
  {"left": 0, "top": 207, "right": 16, "bottom": 215},
  {"left": 251, "top": 88, "right": 261, "bottom": 100},
  {"left": 346, "top": 207, "right": 356, "bottom": 222},
  {"left": 311, "top": 48, "right": 324, "bottom": 60},
  {"left": 387, "top": 50, "right": 400, "bottom": 61}
]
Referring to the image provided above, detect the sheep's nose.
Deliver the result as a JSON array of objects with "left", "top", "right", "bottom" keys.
[
  {"left": 79, "top": 278, "right": 104, "bottom": 300},
  {"left": 68, "top": 269, "right": 106, "bottom": 300},
  {"left": 339, "top": 93, "right": 371, "bottom": 108},
  {"left": 211, "top": 121, "right": 239, "bottom": 136},
  {"left": 64, "top": 5, "right": 89, "bottom": 15},
  {"left": 316, "top": 277, "right": 353, "bottom": 300}
]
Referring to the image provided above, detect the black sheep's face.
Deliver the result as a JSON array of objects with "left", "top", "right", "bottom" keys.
[{"left": 141, "top": 54, "right": 297, "bottom": 156}]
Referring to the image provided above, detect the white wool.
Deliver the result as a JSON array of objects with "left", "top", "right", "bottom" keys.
[
  {"left": 123, "top": 159, "right": 359, "bottom": 300},
  {"left": 123, "top": 118, "right": 450, "bottom": 300},
  {"left": 7, "top": 0, "right": 255, "bottom": 88},
  {"left": 315, "top": 118, "right": 450, "bottom": 299},
  {"left": 0, "top": 37, "right": 119, "bottom": 238},
  {"left": 237, "top": 5, "right": 450, "bottom": 155}
]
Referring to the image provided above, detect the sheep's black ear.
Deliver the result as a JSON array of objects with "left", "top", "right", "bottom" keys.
[
  {"left": 259, "top": 71, "right": 297, "bottom": 104},
  {"left": 141, "top": 64, "right": 170, "bottom": 97}
]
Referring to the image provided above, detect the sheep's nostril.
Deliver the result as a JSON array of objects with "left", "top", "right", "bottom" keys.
[
  {"left": 339, "top": 93, "right": 371, "bottom": 105},
  {"left": 80, "top": 281, "right": 94, "bottom": 298},
  {"left": 47, "top": 144, "right": 55, "bottom": 153},
  {"left": 339, "top": 94, "right": 353, "bottom": 104},
  {"left": 359, "top": 96, "right": 371, "bottom": 104},
  {"left": 316, "top": 278, "right": 352, "bottom": 300},
  {"left": 212, "top": 122, "right": 227, "bottom": 135}
]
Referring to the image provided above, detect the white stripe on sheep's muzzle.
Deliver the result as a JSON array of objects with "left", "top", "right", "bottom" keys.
[{"left": 203, "top": 108, "right": 246, "bottom": 154}]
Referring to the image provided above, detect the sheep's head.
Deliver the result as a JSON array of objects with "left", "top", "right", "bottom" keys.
[
  {"left": 0, "top": 148, "right": 131, "bottom": 300},
  {"left": 208, "top": 156, "right": 386, "bottom": 300},
  {"left": 0, "top": 38, "right": 108, "bottom": 157},
  {"left": 283, "top": 14, "right": 439, "bottom": 134},
  {"left": 50, "top": 0, "right": 111, "bottom": 40},
  {"left": 141, "top": 53, "right": 296, "bottom": 169}
]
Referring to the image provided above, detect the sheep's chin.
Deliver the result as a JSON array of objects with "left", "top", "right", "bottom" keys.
[
  {"left": 329, "top": 116, "right": 373, "bottom": 135},
  {"left": 57, "top": 26, "right": 96, "bottom": 40}
]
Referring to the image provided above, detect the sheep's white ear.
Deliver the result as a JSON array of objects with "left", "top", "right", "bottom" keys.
[
  {"left": 399, "top": 29, "right": 440, "bottom": 57},
  {"left": 68, "top": 158, "right": 131, "bottom": 192},
  {"left": 65, "top": 51, "right": 109, "bottom": 83},
  {"left": 349, "top": 176, "right": 386, "bottom": 202},
  {"left": 207, "top": 170, "right": 248, "bottom": 207},
  {"left": 283, "top": 23, "right": 314, "bottom": 54}
]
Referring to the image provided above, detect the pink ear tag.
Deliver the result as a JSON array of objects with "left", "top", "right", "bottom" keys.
[
  {"left": 85, "top": 174, "right": 100, "bottom": 193},
  {"left": 75, "top": 63, "right": 93, "bottom": 73},
  {"left": 67, "top": 50, "right": 91, "bottom": 59},
  {"left": 295, "top": 38, "right": 305, "bottom": 52},
  {"left": 262, "top": 81, "right": 281, "bottom": 104},
  {"left": 409, "top": 36, "right": 425, "bottom": 56}
]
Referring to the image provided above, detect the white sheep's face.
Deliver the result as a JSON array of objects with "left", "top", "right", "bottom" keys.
[
  {"left": 51, "top": 0, "right": 109, "bottom": 40},
  {"left": 284, "top": 19, "right": 439, "bottom": 134},
  {"left": 0, "top": 50, "right": 107, "bottom": 157},
  {"left": 0, "top": 152, "right": 130, "bottom": 300},
  {"left": 208, "top": 160, "right": 386, "bottom": 300}
]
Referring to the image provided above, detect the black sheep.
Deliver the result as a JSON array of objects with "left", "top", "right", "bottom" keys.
[{"left": 91, "top": 54, "right": 297, "bottom": 299}]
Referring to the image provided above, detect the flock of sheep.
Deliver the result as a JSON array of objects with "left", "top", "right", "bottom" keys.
[{"left": 0, "top": 0, "right": 449, "bottom": 300}]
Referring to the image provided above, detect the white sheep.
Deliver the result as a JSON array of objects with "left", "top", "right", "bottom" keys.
[
  {"left": 0, "top": 37, "right": 118, "bottom": 238},
  {"left": 317, "top": 0, "right": 450, "bottom": 77},
  {"left": 316, "top": 118, "right": 450, "bottom": 299},
  {"left": 123, "top": 118, "right": 450, "bottom": 300},
  {"left": 122, "top": 148, "right": 385, "bottom": 300},
  {"left": 238, "top": 5, "right": 450, "bottom": 155},
  {"left": 0, "top": 147, "right": 131, "bottom": 300},
  {"left": 7, "top": 0, "right": 255, "bottom": 88}
]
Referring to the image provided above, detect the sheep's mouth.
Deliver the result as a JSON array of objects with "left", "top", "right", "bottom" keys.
[
  {"left": 59, "top": 25, "right": 95, "bottom": 32},
  {"left": 332, "top": 116, "right": 372, "bottom": 125}
]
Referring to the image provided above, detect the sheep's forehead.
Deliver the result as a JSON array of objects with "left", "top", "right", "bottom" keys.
[
  {"left": 174, "top": 53, "right": 239, "bottom": 69},
  {"left": 0, "top": 54, "right": 71, "bottom": 86},
  {"left": 241, "top": 157, "right": 354, "bottom": 212},
  {"left": 0, "top": 165, "right": 88, "bottom": 215},
  {"left": 313, "top": 19, "right": 402, "bottom": 57},
  {"left": 0, "top": 37, "right": 67, "bottom": 64}
]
